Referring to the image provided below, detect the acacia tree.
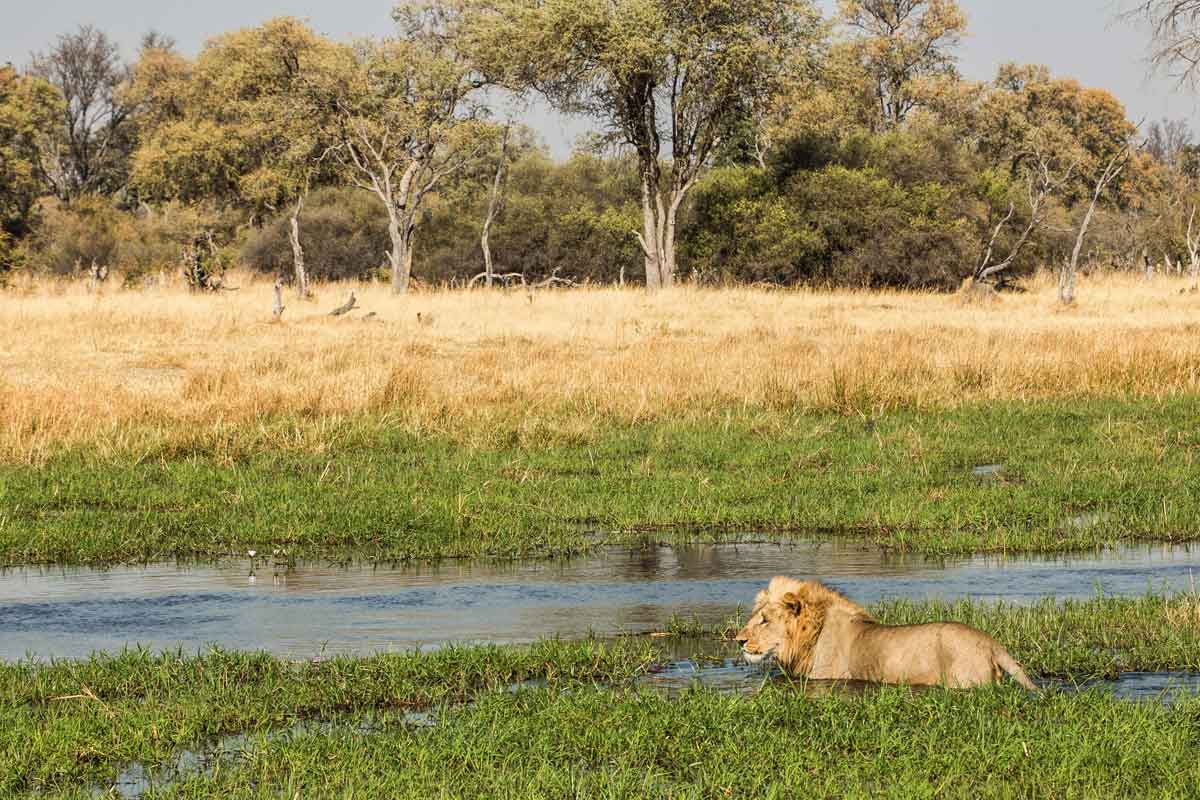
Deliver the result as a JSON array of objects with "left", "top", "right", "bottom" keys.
[
  {"left": 463, "top": 0, "right": 822, "bottom": 289},
  {"left": 839, "top": 0, "right": 966, "bottom": 129},
  {"left": 302, "top": 6, "right": 495, "bottom": 294}
]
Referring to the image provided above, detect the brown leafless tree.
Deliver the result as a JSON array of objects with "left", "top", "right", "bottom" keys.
[
  {"left": 29, "top": 26, "right": 134, "bottom": 199},
  {"left": 1123, "top": 2, "right": 1200, "bottom": 85}
]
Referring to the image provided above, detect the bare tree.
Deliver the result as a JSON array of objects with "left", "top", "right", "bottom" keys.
[
  {"left": 1145, "top": 118, "right": 1193, "bottom": 167},
  {"left": 1123, "top": 2, "right": 1200, "bottom": 85},
  {"left": 1186, "top": 203, "right": 1200, "bottom": 288},
  {"left": 29, "top": 26, "right": 134, "bottom": 199},
  {"left": 479, "top": 124, "right": 509, "bottom": 288},
  {"left": 974, "top": 148, "right": 1077, "bottom": 284},
  {"left": 1061, "top": 143, "right": 1132, "bottom": 304}
]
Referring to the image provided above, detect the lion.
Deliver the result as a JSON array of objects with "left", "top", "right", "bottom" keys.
[{"left": 735, "top": 576, "right": 1038, "bottom": 691}]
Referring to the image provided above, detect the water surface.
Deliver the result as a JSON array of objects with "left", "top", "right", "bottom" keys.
[{"left": 2, "top": 541, "right": 1197, "bottom": 661}]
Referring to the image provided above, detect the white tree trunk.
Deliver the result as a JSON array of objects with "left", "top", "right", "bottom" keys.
[
  {"left": 480, "top": 127, "right": 509, "bottom": 288},
  {"left": 1062, "top": 201, "right": 1099, "bottom": 305},
  {"left": 640, "top": 178, "right": 662, "bottom": 290},
  {"left": 1063, "top": 146, "right": 1128, "bottom": 305},
  {"left": 387, "top": 206, "right": 410, "bottom": 294},
  {"left": 288, "top": 196, "right": 309, "bottom": 299}
]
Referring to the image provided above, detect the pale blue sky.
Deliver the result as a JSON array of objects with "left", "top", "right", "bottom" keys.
[{"left": 3, "top": 0, "right": 1192, "bottom": 158}]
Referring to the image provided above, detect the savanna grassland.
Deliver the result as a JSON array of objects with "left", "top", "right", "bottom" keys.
[
  {"left": 2, "top": 272, "right": 1199, "bottom": 563},
  {"left": 5, "top": 274, "right": 1200, "bottom": 799}
]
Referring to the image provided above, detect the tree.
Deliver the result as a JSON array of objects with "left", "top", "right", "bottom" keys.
[
  {"left": 1123, "top": 1, "right": 1200, "bottom": 87},
  {"left": 130, "top": 19, "right": 345, "bottom": 297},
  {"left": 478, "top": 123, "right": 510, "bottom": 286},
  {"left": 1061, "top": 141, "right": 1133, "bottom": 304},
  {"left": 28, "top": 26, "right": 135, "bottom": 199},
  {"left": 969, "top": 65, "right": 1137, "bottom": 283},
  {"left": 464, "top": 0, "right": 823, "bottom": 289},
  {"left": 1145, "top": 118, "right": 1193, "bottom": 168},
  {"left": 298, "top": 4, "right": 496, "bottom": 294},
  {"left": 1, "top": 65, "right": 63, "bottom": 268},
  {"left": 838, "top": 0, "right": 966, "bottom": 129}
]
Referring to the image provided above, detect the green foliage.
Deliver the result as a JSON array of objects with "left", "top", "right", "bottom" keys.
[
  {"left": 419, "top": 151, "right": 643, "bottom": 283},
  {"left": 129, "top": 18, "right": 344, "bottom": 209},
  {"left": 0, "top": 66, "right": 63, "bottom": 270},
  {"left": 25, "top": 197, "right": 123, "bottom": 275},
  {"left": 684, "top": 123, "right": 980, "bottom": 288},
  {"left": 23, "top": 197, "right": 224, "bottom": 280}
]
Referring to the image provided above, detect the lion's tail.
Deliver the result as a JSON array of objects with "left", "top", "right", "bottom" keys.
[{"left": 994, "top": 646, "right": 1039, "bottom": 692}]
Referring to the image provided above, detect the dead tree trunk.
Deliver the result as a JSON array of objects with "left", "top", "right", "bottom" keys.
[
  {"left": 1062, "top": 144, "right": 1129, "bottom": 305},
  {"left": 288, "top": 195, "right": 310, "bottom": 299},
  {"left": 272, "top": 276, "right": 285, "bottom": 321},
  {"left": 329, "top": 291, "right": 357, "bottom": 316},
  {"left": 480, "top": 125, "right": 509, "bottom": 288},
  {"left": 1186, "top": 204, "right": 1200, "bottom": 290}
]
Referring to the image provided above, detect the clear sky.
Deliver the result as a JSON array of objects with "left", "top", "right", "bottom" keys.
[{"left": 3, "top": 0, "right": 1194, "bottom": 158}]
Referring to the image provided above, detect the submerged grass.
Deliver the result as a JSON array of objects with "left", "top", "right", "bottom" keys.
[
  {"left": 3, "top": 397, "right": 1199, "bottom": 564},
  {"left": 139, "top": 687, "right": 1200, "bottom": 800},
  {"left": 0, "top": 640, "right": 658, "bottom": 796},
  {"left": 4, "top": 595, "right": 1200, "bottom": 796}
]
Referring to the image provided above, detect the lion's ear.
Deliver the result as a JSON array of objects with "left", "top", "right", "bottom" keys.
[{"left": 780, "top": 592, "right": 804, "bottom": 615}]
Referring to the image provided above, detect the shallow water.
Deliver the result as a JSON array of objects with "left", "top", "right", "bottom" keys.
[
  {"left": 640, "top": 658, "right": 1200, "bottom": 705},
  {"left": 2, "top": 541, "right": 1198, "bottom": 661}
]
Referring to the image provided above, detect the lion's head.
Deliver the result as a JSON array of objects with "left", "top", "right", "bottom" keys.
[{"left": 735, "top": 576, "right": 871, "bottom": 675}]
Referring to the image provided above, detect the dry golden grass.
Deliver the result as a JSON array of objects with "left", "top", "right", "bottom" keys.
[{"left": 2, "top": 270, "right": 1199, "bottom": 462}]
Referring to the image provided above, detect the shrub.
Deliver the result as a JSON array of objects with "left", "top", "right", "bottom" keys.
[
  {"left": 239, "top": 188, "right": 389, "bottom": 282},
  {"left": 27, "top": 196, "right": 122, "bottom": 275}
]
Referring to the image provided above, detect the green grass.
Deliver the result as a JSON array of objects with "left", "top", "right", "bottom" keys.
[
  {"left": 31, "top": 687, "right": 1200, "bottom": 800},
  {"left": 140, "top": 687, "right": 1200, "bottom": 800},
  {"left": 4, "top": 595, "right": 1200, "bottom": 797},
  {"left": 0, "top": 640, "right": 658, "bottom": 796},
  {"left": 2, "top": 397, "right": 1199, "bottom": 565}
]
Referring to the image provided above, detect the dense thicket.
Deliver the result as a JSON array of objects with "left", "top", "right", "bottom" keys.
[{"left": 2, "top": 0, "right": 1198, "bottom": 290}]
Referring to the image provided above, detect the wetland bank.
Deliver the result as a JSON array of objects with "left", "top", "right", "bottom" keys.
[{"left": 3, "top": 278, "right": 1200, "bottom": 797}]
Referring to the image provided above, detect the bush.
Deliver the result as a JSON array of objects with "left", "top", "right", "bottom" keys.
[
  {"left": 240, "top": 188, "right": 388, "bottom": 282},
  {"left": 24, "top": 197, "right": 231, "bottom": 284},
  {"left": 27, "top": 196, "right": 122, "bottom": 275}
]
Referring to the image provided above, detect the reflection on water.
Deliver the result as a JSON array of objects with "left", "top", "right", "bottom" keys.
[{"left": 1, "top": 541, "right": 1198, "bottom": 661}]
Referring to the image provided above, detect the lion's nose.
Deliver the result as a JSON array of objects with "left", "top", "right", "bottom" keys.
[{"left": 734, "top": 633, "right": 748, "bottom": 646}]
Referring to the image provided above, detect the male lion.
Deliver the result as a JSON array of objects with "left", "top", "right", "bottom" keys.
[{"left": 735, "top": 576, "right": 1038, "bottom": 691}]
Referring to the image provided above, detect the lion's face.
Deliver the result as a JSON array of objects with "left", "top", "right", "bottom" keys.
[{"left": 735, "top": 600, "right": 793, "bottom": 665}]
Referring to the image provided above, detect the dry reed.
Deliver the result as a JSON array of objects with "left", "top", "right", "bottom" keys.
[{"left": 2, "top": 271, "right": 1199, "bottom": 463}]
